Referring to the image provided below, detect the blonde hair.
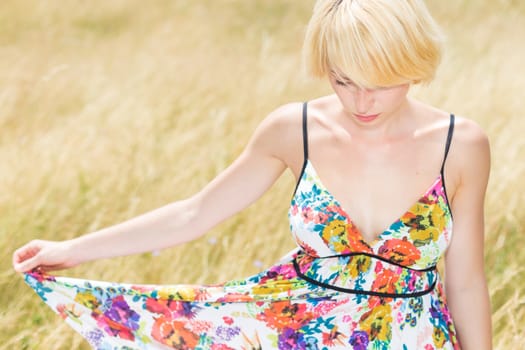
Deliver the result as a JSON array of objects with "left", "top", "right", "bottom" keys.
[{"left": 303, "top": 0, "right": 444, "bottom": 88}]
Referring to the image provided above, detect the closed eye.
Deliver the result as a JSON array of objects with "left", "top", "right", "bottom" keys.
[{"left": 335, "top": 79, "right": 357, "bottom": 87}]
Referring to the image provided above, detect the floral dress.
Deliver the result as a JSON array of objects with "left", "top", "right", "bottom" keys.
[{"left": 24, "top": 106, "right": 459, "bottom": 349}]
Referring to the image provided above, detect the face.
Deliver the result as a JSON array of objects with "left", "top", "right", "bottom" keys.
[{"left": 328, "top": 74, "right": 410, "bottom": 124}]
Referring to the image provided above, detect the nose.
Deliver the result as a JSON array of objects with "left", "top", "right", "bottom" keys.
[{"left": 354, "top": 89, "right": 374, "bottom": 114}]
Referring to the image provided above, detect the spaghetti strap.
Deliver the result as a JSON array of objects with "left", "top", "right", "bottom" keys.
[
  {"left": 292, "top": 102, "right": 310, "bottom": 196},
  {"left": 441, "top": 114, "right": 455, "bottom": 174},
  {"left": 302, "top": 101, "right": 309, "bottom": 161}
]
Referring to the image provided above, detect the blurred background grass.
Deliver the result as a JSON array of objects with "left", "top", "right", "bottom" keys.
[{"left": 0, "top": 0, "right": 523, "bottom": 348}]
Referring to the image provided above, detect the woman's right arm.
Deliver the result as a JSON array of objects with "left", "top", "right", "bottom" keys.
[{"left": 12, "top": 103, "right": 302, "bottom": 273}]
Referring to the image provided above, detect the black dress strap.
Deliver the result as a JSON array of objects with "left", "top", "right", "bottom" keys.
[
  {"left": 440, "top": 114, "right": 455, "bottom": 174},
  {"left": 292, "top": 102, "right": 310, "bottom": 196},
  {"left": 302, "top": 101, "right": 309, "bottom": 160}
]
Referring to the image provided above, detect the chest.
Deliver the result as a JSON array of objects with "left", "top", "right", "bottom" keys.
[{"left": 304, "top": 137, "right": 445, "bottom": 242}]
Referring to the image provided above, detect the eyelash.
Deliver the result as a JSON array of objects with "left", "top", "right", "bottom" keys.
[
  {"left": 335, "top": 80, "right": 355, "bottom": 87},
  {"left": 335, "top": 80, "right": 390, "bottom": 91}
]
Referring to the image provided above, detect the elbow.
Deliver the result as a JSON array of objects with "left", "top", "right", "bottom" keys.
[{"left": 162, "top": 196, "right": 205, "bottom": 244}]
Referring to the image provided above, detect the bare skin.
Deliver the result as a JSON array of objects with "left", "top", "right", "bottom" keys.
[{"left": 12, "top": 79, "right": 492, "bottom": 349}]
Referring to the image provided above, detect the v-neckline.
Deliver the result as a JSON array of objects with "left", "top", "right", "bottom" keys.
[{"left": 303, "top": 159, "right": 443, "bottom": 247}]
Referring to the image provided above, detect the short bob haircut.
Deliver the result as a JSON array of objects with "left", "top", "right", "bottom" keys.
[{"left": 303, "top": 0, "right": 444, "bottom": 88}]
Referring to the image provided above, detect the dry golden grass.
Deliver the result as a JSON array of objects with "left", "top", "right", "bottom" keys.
[{"left": 0, "top": 0, "right": 523, "bottom": 349}]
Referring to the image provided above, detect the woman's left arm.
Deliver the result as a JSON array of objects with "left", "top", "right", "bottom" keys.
[{"left": 445, "top": 119, "right": 492, "bottom": 349}]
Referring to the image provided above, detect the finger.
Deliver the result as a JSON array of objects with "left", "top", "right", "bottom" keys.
[
  {"left": 12, "top": 247, "right": 29, "bottom": 267},
  {"left": 14, "top": 254, "right": 41, "bottom": 273},
  {"left": 39, "top": 263, "right": 66, "bottom": 273},
  {"left": 12, "top": 241, "right": 40, "bottom": 265}
]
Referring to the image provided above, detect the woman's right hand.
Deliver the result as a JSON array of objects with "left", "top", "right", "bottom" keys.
[{"left": 12, "top": 239, "right": 79, "bottom": 273}]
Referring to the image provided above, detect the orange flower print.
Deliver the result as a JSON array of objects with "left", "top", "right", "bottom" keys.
[
  {"left": 256, "top": 300, "right": 313, "bottom": 331},
  {"left": 359, "top": 304, "right": 393, "bottom": 341},
  {"left": 371, "top": 268, "right": 400, "bottom": 295},
  {"left": 377, "top": 237, "right": 421, "bottom": 265},
  {"left": 151, "top": 317, "right": 200, "bottom": 349}
]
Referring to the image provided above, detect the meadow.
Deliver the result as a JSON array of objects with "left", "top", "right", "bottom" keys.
[{"left": 0, "top": 0, "right": 523, "bottom": 348}]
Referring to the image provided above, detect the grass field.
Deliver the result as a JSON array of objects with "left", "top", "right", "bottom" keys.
[{"left": 0, "top": 1, "right": 523, "bottom": 348}]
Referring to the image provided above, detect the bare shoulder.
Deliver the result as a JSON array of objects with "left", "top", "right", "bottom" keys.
[
  {"left": 257, "top": 102, "right": 304, "bottom": 133},
  {"left": 248, "top": 102, "right": 305, "bottom": 171},
  {"left": 416, "top": 101, "right": 490, "bottom": 159},
  {"left": 447, "top": 115, "right": 491, "bottom": 191},
  {"left": 414, "top": 102, "right": 491, "bottom": 200},
  {"left": 453, "top": 115, "right": 489, "bottom": 143},
  {"left": 451, "top": 116, "right": 490, "bottom": 164}
]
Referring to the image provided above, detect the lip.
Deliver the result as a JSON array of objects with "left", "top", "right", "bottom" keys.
[{"left": 353, "top": 113, "right": 380, "bottom": 123}]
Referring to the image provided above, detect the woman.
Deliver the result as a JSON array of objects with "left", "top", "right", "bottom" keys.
[{"left": 13, "top": 0, "right": 492, "bottom": 349}]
